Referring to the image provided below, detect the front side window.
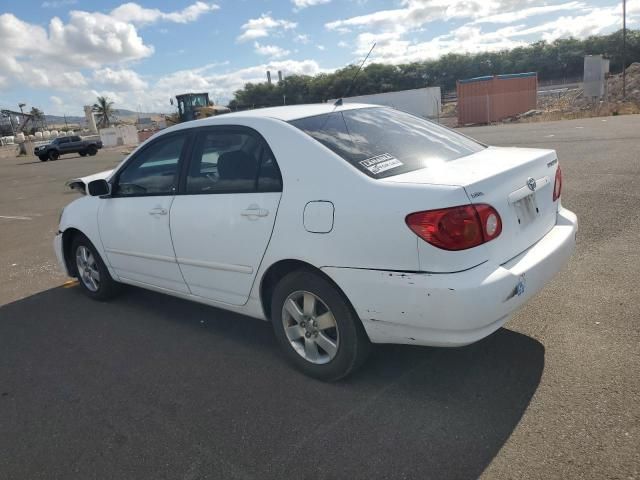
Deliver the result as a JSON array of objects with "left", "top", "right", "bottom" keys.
[
  {"left": 186, "top": 129, "right": 281, "bottom": 194},
  {"left": 289, "top": 107, "right": 485, "bottom": 179},
  {"left": 113, "top": 133, "right": 186, "bottom": 196}
]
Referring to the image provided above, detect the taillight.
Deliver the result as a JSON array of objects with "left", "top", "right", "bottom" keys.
[
  {"left": 553, "top": 165, "right": 562, "bottom": 201},
  {"left": 406, "top": 204, "right": 502, "bottom": 251}
]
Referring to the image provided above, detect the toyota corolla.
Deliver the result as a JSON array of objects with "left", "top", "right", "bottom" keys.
[{"left": 55, "top": 104, "right": 577, "bottom": 380}]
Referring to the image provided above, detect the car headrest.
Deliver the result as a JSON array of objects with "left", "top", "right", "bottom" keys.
[{"left": 217, "top": 150, "right": 257, "bottom": 180}]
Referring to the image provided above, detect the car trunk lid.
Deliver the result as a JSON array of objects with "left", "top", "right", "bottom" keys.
[{"left": 385, "top": 146, "right": 559, "bottom": 266}]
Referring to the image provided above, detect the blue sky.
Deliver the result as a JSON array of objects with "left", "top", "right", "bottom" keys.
[{"left": 0, "top": 0, "right": 635, "bottom": 116}]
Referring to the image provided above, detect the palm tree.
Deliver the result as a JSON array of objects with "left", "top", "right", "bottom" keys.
[
  {"left": 29, "top": 107, "right": 45, "bottom": 131},
  {"left": 93, "top": 96, "right": 114, "bottom": 128},
  {"left": 29, "top": 107, "right": 45, "bottom": 132}
]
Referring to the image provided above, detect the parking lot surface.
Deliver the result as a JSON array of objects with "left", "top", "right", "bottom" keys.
[{"left": 1, "top": 116, "right": 639, "bottom": 479}]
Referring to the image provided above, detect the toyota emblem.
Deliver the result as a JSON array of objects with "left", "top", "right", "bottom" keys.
[{"left": 527, "top": 177, "right": 537, "bottom": 192}]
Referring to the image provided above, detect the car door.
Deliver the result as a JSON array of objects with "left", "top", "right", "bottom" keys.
[
  {"left": 169, "top": 126, "right": 282, "bottom": 305},
  {"left": 98, "top": 130, "right": 192, "bottom": 293},
  {"left": 67, "top": 136, "right": 81, "bottom": 153},
  {"left": 56, "top": 137, "right": 69, "bottom": 153}
]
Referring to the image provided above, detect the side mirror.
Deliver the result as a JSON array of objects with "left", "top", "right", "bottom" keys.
[{"left": 87, "top": 179, "right": 110, "bottom": 197}]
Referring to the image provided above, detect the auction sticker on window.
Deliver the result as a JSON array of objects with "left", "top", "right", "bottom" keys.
[{"left": 359, "top": 153, "right": 403, "bottom": 175}]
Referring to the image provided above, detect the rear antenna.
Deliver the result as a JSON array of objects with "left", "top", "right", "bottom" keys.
[{"left": 334, "top": 42, "right": 376, "bottom": 106}]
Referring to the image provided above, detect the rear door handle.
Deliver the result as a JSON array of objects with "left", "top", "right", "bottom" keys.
[
  {"left": 149, "top": 207, "right": 168, "bottom": 216},
  {"left": 241, "top": 205, "right": 269, "bottom": 218}
]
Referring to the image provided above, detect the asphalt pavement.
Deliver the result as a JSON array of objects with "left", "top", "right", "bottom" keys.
[{"left": 1, "top": 116, "right": 639, "bottom": 479}]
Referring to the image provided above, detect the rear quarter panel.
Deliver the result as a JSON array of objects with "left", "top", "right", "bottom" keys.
[{"left": 235, "top": 118, "right": 476, "bottom": 308}]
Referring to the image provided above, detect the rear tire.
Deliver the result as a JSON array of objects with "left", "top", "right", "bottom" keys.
[
  {"left": 271, "top": 270, "right": 371, "bottom": 381},
  {"left": 79, "top": 152, "right": 87, "bottom": 157},
  {"left": 38, "top": 155, "right": 48, "bottom": 162},
  {"left": 87, "top": 145, "right": 98, "bottom": 156},
  {"left": 48, "top": 150, "right": 59, "bottom": 161},
  {"left": 71, "top": 233, "right": 120, "bottom": 301}
]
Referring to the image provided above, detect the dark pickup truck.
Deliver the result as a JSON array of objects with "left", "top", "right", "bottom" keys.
[{"left": 34, "top": 135, "right": 103, "bottom": 161}]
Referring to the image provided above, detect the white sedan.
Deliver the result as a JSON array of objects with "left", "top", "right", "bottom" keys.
[{"left": 55, "top": 104, "right": 577, "bottom": 380}]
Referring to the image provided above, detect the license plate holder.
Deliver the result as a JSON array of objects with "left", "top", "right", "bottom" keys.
[{"left": 514, "top": 193, "right": 539, "bottom": 226}]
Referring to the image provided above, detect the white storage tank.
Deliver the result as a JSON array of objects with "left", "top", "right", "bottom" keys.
[
  {"left": 58, "top": 131, "right": 67, "bottom": 137},
  {"left": 35, "top": 132, "right": 43, "bottom": 139},
  {"left": 50, "top": 130, "right": 59, "bottom": 138},
  {"left": 43, "top": 131, "right": 51, "bottom": 139},
  {"left": 28, "top": 135, "right": 35, "bottom": 141},
  {"left": 329, "top": 87, "right": 442, "bottom": 119},
  {"left": 67, "top": 130, "right": 74, "bottom": 136},
  {"left": 15, "top": 133, "right": 25, "bottom": 143}
]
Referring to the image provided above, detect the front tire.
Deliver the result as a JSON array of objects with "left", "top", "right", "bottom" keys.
[
  {"left": 79, "top": 152, "right": 87, "bottom": 157},
  {"left": 38, "top": 155, "right": 48, "bottom": 162},
  {"left": 71, "top": 234, "right": 120, "bottom": 301},
  {"left": 271, "top": 270, "right": 371, "bottom": 381}
]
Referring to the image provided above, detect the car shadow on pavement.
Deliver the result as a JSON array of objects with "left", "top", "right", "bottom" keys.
[{"left": 0, "top": 285, "right": 544, "bottom": 480}]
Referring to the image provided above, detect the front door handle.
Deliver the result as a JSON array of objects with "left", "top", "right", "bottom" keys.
[
  {"left": 241, "top": 205, "right": 269, "bottom": 218},
  {"left": 149, "top": 207, "right": 168, "bottom": 216}
]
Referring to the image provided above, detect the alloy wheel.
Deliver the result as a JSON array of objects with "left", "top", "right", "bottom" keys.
[
  {"left": 282, "top": 290, "right": 339, "bottom": 364},
  {"left": 75, "top": 246, "right": 100, "bottom": 292}
]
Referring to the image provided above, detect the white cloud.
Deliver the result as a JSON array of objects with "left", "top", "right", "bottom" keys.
[
  {"left": 50, "top": 95, "right": 64, "bottom": 107},
  {"left": 254, "top": 42, "right": 291, "bottom": 59},
  {"left": 41, "top": 0, "right": 77, "bottom": 8},
  {"left": 317, "top": 45, "right": 326, "bottom": 51},
  {"left": 0, "top": 10, "right": 152, "bottom": 91},
  {"left": 3, "top": 0, "right": 635, "bottom": 117},
  {"left": 48, "top": 11, "right": 154, "bottom": 67},
  {"left": 536, "top": 8, "right": 622, "bottom": 41},
  {"left": 325, "top": 0, "right": 584, "bottom": 33},
  {"left": 93, "top": 68, "right": 148, "bottom": 90},
  {"left": 472, "top": 2, "right": 586, "bottom": 24},
  {"left": 110, "top": 1, "right": 219, "bottom": 26},
  {"left": 237, "top": 14, "right": 297, "bottom": 42},
  {"left": 292, "top": 0, "right": 331, "bottom": 9},
  {"left": 334, "top": 1, "right": 628, "bottom": 66}
]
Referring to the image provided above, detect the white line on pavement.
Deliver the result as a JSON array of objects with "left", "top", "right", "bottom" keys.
[{"left": 0, "top": 215, "right": 33, "bottom": 220}]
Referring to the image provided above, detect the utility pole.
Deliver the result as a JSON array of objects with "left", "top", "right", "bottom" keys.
[
  {"left": 623, "top": 0, "right": 627, "bottom": 99},
  {"left": 18, "top": 103, "right": 26, "bottom": 133},
  {"left": 8, "top": 114, "right": 16, "bottom": 136}
]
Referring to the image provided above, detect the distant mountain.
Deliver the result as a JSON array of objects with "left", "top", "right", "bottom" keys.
[
  {"left": 43, "top": 114, "right": 85, "bottom": 125},
  {"left": 43, "top": 109, "right": 163, "bottom": 128}
]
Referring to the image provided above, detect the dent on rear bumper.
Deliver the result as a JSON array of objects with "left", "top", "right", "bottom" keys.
[{"left": 323, "top": 207, "right": 577, "bottom": 347}]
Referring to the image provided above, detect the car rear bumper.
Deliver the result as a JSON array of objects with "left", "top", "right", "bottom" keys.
[{"left": 323, "top": 207, "right": 577, "bottom": 347}]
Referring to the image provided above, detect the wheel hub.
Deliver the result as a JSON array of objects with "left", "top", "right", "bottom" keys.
[
  {"left": 75, "top": 245, "right": 100, "bottom": 293},
  {"left": 282, "top": 291, "right": 339, "bottom": 365}
]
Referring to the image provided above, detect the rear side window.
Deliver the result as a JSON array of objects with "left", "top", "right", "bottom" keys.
[
  {"left": 186, "top": 128, "right": 282, "bottom": 194},
  {"left": 289, "top": 107, "right": 485, "bottom": 178}
]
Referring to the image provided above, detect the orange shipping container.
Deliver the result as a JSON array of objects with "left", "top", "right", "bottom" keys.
[{"left": 457, "top": 73, "right": 537, "bottom": 125}]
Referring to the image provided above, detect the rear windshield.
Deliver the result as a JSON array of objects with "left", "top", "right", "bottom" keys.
[{"left": 289, "top": 107, "right": 485, "bottom": 178}]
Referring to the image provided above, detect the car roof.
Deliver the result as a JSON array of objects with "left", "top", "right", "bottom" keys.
[{"left": 211, "top": 103, "right": 381, "bottom": 122}]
